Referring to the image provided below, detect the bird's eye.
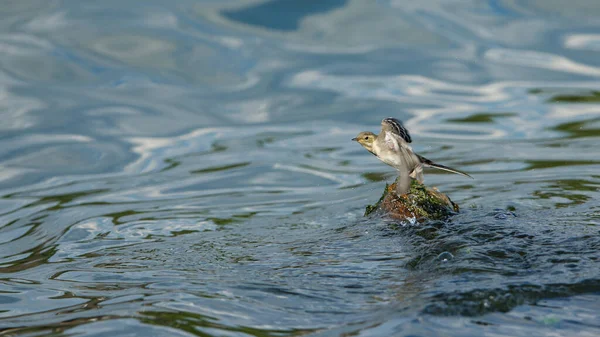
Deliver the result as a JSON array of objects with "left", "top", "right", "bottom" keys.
[{"left": 365, "top": 136, "right": 369, "bottom": 140}]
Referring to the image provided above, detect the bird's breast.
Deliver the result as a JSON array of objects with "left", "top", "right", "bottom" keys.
[{"left": 373, "top": 142, "right": 403, "bottom": 168}]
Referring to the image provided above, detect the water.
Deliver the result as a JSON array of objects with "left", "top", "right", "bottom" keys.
[{"left": 1, "top": 0, "right": 600, "bottom": 336}]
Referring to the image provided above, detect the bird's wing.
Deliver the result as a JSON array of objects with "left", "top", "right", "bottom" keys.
[
  {"left": 382, "top": 131, "right": 398, "bottom": 151},
  {"left": 381, "top": 117, "right": 412, "bottom": 143},
  {"left": 416, "top": 154, "right": 473, "bottom": 179},
  {"left": 384, "top": 130, "right": 416, "bottom": 152}
]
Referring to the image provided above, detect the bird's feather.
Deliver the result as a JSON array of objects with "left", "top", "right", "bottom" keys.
[
  {"left": 416, "top": 154, "right": 473, "bottom": 179},
  {"left": 410, "top": 164, "right": 424, "bottom": 183},
  {"left": 381, "top": 118, "right": 412, "bottom": 143},
  {"left": 383, "top": 131, "right": 400, "bottom": 152}
]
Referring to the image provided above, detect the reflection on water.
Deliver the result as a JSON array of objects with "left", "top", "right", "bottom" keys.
[
  {"left": 553, "top": 118, "right": 600, "bottom": 139},
  {"left": 1, "top": 0, "right": 600, "bottom": 336},
  {"left": 222, "top": 0, "right": 348, "bottom": 32}
]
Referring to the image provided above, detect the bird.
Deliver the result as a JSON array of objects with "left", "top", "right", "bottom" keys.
[{"left": 352, "top": 117, "right": 472, "bottom": 195}]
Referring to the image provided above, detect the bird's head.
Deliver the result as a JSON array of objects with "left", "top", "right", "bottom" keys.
[{"left": 352, "top": 131, "right": 376, "bottom": 153}]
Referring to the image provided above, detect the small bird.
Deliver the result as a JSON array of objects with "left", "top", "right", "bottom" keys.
[{"left": 352, "top": 117, "right": 472, "bottom": 195}]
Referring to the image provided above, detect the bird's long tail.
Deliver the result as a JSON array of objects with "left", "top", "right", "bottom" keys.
[{"left": 416, "top": 154, "right": 473, "bottom": 179}]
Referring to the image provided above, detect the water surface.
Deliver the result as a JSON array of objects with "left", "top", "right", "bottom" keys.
[{"left": 1, "top": 0, "right": 600, "bottom": 336}]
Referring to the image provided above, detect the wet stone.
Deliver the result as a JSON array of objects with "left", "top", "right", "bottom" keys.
[{"left": 364, "top": 177, "right": 459, "bottom": 221}]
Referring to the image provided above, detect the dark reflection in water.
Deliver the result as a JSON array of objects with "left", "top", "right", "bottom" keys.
[
  {"left": 141, "top": 310, "right": 318, "bottom": 336},
  {"left": 222, "top": 0, "right": 348, "bottom": 31},
  {"left": 1, "top": 0, "right": 600, "bottom": 336},
  {"left": 550, "top": 91, "right": 600, "bottom": 103},
  {"left": 553, "top": 118, "right": 600, "bottom": 139},
  {"left": 447, "top": 112, "right": 517, "bottom": 124},
  {"left": 424, "top": 279, "right": 600, "bottom": 317}
]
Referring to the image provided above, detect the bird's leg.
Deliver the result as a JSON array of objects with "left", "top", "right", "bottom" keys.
[{"left": 395, "top": 169, "right": 411, "bottom": 196}]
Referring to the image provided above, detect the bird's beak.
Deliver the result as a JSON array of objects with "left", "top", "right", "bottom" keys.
[{"left": 351, "top": 138, "right": 357, "bottom": 141}]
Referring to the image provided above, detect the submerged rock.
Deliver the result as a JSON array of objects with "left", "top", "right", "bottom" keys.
[{"left": 365, "top": 177, "right": 459, "bottom": 221}]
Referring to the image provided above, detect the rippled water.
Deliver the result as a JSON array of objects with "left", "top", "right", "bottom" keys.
[{"left": 1, "top": 0, "right": 600, "bottom": 336}]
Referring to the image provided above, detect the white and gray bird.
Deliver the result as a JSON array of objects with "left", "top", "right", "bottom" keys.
[{"left": 352, "top": 117, "right": 472, "bottom": 195}]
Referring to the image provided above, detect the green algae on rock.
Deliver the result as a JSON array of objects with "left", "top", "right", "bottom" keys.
[{"left": 365, "top": 177, "right": 459, "bottom": 221}]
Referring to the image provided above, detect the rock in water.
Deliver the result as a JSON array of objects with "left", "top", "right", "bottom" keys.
[{"left": 364, "top": 177, "right": 459, "bottom": 221}]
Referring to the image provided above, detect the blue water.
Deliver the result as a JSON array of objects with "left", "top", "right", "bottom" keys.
[{"left": 1, "top": 0, "right": 600, "bottom": 336}]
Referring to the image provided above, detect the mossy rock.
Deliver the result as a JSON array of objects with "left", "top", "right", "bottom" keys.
[{"left": 365, "top": 178, "right": 459, "bottom": 221}]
